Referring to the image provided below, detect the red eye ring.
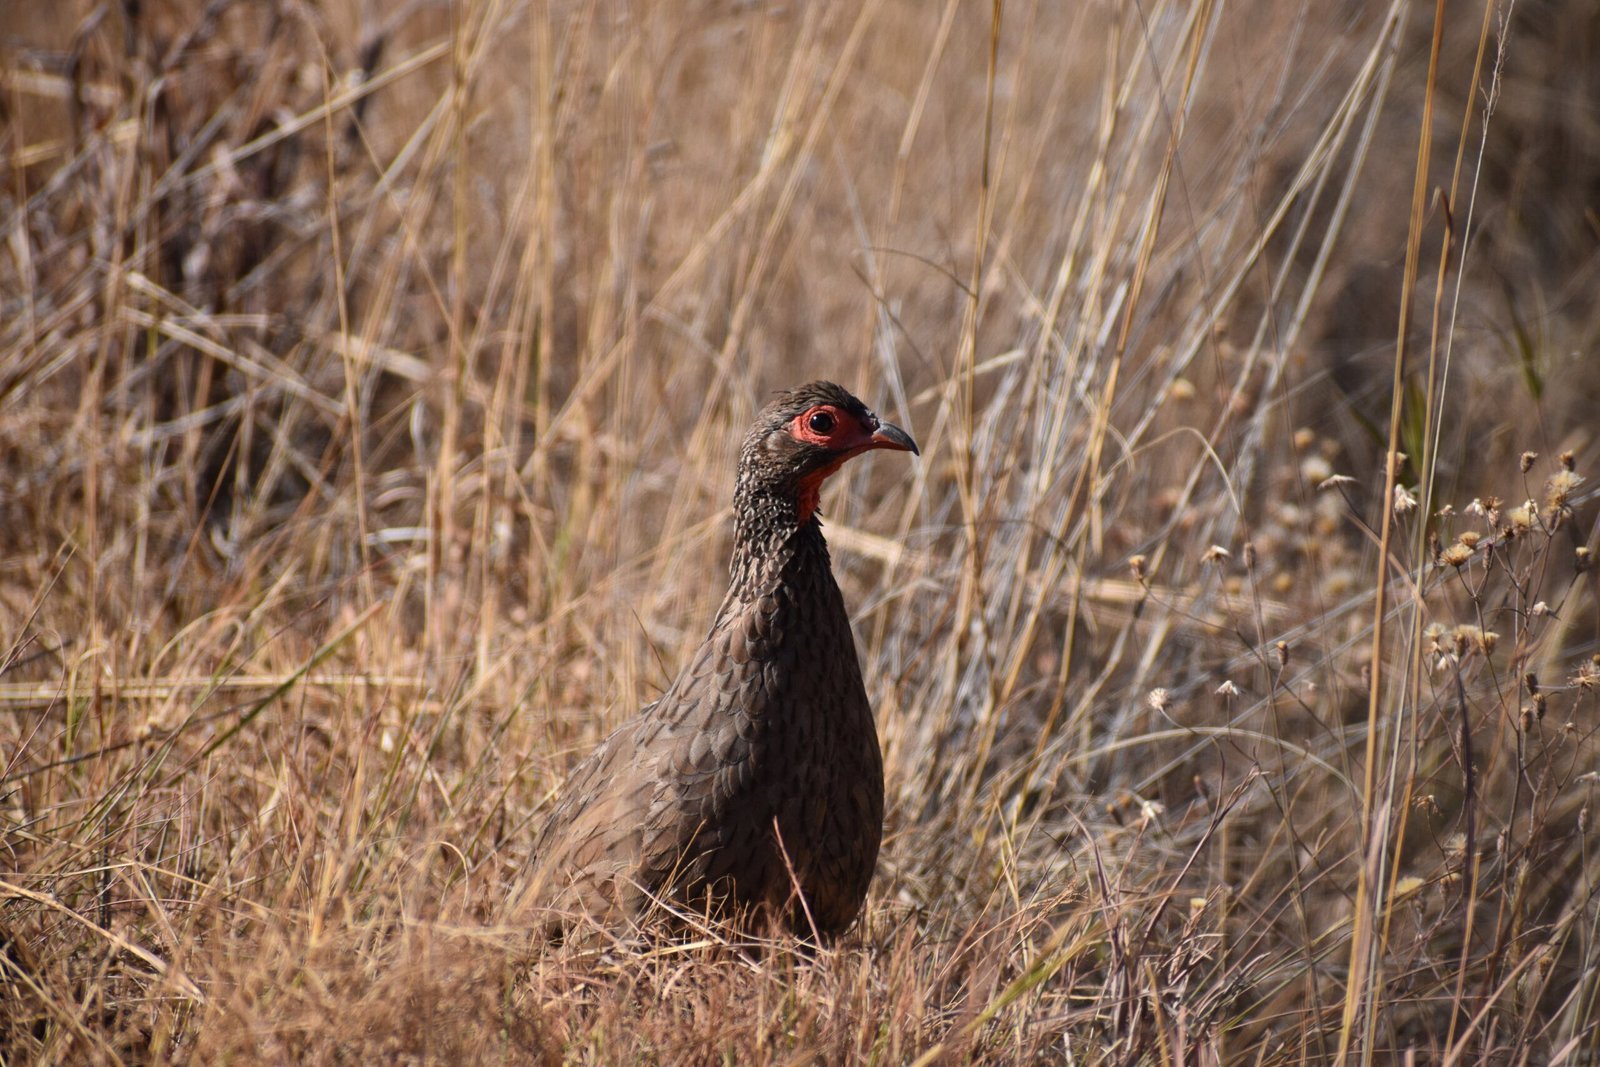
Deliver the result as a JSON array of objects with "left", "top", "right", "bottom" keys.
[{"left": 807, "top": 410, "right": 837, "bottom": 434}]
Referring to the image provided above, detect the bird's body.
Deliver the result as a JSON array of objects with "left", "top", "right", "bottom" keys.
[{"left": 523, "top": 382, "right": 917, "bottom": 938}]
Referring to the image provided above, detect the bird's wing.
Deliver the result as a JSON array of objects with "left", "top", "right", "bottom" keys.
[{"left": 523, "top": 619, "right": 766, "bottom": 920}]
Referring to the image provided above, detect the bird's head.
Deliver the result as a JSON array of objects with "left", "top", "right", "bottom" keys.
[{"left": 739, "top": 381, "right": 919, "bottom": 526}]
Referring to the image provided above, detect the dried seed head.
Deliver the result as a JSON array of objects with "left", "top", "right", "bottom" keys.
[
  {"left": 1508, "top": 501, "right": 1537, "bottom": 535},
  {"left": 1457, "top": 531, "right": 1482, "bottom": 548},
  {"left": 1424, "top": 622, "right": 1449, "bottom": 657},
  {"left": 1467, "top": 496, "right": 1503, "bottom": 525},
  {"left": 1394, "top": 876, "right": 1425, "bottom": 901},
  {"left": 1215, "top": 679, "right": 1240, "bottom": 697},
  {"left": 1524, "top": 672, "right": 1540, "bottom": 695},
  {"left": 1435, "top": 503, "right": 1456, "bottom": 518},
  {"left": 1129, "top": 554, "right": 1147, "bottom": 582},
  {"left": 1318, "top": 473, "right": 1357, "bottom": 492},
  {"left": 1530, "top": 600, "right": 1550, "bottom": 617},
  {"left": 1136, "top": 798, "right": 1165, "bottom": 830},
  {"left": 1274, "top": 640, "right": 1290, "bottom": 669},
  {"left": 1577, "top": 547, "right": 1591, "bottom": 573},
  {"left": 1393, "top": 485, "right": 1418, "bottom": 514},
  {"left": 1561, "top": 450, "right": 1576, "bottom": 471},
  {"left": 1520, "top": 705, "right": 1535, "bottom": 733},
  {"left": 1520, "top": 450, "right": 1539, "bottom": 473},
  {"left": 1546, "top": 469, "right": 1585, "bottom": 510},
  {"left": 1147, "top": 688, "right": 1171, "bottom": 712},
  {"left": 1242, "top": 542, "right": 1257, "bottom": 571},
  {"left": 1452, "top": 624, "right": 1498, "bottom": 657},
  {"left": 1439, "top": 542, "right": 1474, "bottom": 568},
  {"left": 1574, "top": 661, "right": 1599, "bottom": 692},
  {"left": 1201, "top": 544, "right": 1231, "bottom": 565}
]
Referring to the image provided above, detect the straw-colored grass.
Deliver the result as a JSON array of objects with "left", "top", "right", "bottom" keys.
[{"left": 3, "top": 0, "right": 1599, "bottom": 1062}]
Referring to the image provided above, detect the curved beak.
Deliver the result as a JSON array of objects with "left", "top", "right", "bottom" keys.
[{"left": 868, "top": 421, "right": 919, "bottom": 456}]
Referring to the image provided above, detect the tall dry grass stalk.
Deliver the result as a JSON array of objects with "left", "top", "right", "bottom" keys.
[{"left": 3, "top": 0, "right": 1599, "bottom": 1062}]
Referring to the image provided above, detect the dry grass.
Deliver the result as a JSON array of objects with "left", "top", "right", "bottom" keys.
[{"left": 3, "top": 0, "right": 1599, "bottom": 1062}]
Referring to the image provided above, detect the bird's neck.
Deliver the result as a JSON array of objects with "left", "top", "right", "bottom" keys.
[{"left": 727, "top": 482, "right": 830, "bottom": 602}]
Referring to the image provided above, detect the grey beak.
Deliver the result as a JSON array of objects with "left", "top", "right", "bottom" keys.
[{"left": 869, "top": 421, "right": 919, "bottom": 456}]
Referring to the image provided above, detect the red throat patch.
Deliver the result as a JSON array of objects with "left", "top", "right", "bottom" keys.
[{"left": 796, "top": 456, "right": 849, "bottom": 523}]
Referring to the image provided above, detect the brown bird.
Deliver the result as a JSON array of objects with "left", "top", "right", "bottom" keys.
[{"left": 522, "top": 381, "right": 918, "bottom": 938}]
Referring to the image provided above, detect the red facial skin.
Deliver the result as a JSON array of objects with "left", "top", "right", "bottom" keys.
[{"left": 788, "top": 404, "right": 903, "bottom": 523}]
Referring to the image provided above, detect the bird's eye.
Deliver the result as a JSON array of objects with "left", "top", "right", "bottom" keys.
[{"left": 807, "top": 410, "right": 836, "bottom": 434}]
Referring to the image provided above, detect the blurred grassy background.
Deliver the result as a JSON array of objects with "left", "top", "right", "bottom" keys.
[{"left": 3, "top": 0, "right": 1599, "bottom": 1062}]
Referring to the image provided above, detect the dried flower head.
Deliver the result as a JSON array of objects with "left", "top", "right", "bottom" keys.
[
  {"left": 1129, "top": 554, "right": 1148, "bottom": 582},
  {"left": 1393, "top": 485, "right": 1418, "bottom": 514},
  {"left": 1508, "top": 501, "right": 1537, "bottom": 535},
  {"left": 1575, "top": 661, "right": 1600, "bottom": 692},
  {"left": 1318, "top": 473, "right": 1357, "bottom": 492},
  {"left": 1520, "top": 451, "right": 1539, "bottom": 473},
  {"left": 1215, "top": 679, "right": 1240, "bottom": 697},
  {"left": 1466, "top": 496, "right": 1503, "bottom": 526},
  {"left": 1577, "top": 547, "right": 1591, "bottom": 573},
  {"left": 1147, "top": 688, "right": 1171, "bottom": 712},
  {"left": 1546, "top": 469, "right": 1584, "bottom": 511},
  {"left": 1136, "top": 798, "right": 1165, "bottom": 830},
  {"left": 1424, "top": 622, "right": 1449, "bottom": 656},
  {"left": 1302, "top": 455, "right": 1334, "bottom": 484},
  {"left": 1452, "top": 625, "right": 1499, "bottom": 656},
  {"left": 1201, "top": 544, "right": 1231, "bottom": 565},
  {"left": 1394, "top": 876, "right": 1426, "bottom": 901},
  {"left": 1457, "top": 530, "right": 1482, "bottom": 548},
  {"left": 1439, "top": 542, "right": 1474, "bottom": 568},
  {"left": 1560, "top": 450, "right": 1576, "bottom": 471}
]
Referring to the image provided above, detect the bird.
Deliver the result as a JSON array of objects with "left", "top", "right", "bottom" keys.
[{"left": 521, "top": 381, "right": 918, "bottom": 939}]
